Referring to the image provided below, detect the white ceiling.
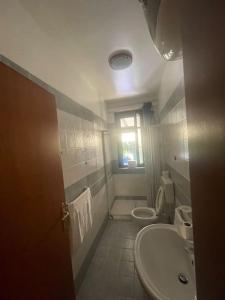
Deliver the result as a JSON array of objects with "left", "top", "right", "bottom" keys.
[{"left": 18, "top": 0, "right": 165, "bottom": 102}]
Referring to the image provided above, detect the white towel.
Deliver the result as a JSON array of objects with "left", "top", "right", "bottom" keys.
[
  {"left": 68, "top": 188, "right": 93, "bottom": 244},
  {"left": 68, "top": 205, "right": 80, "bottom": 255}
]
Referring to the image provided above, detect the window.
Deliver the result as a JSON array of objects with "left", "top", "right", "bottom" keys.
[{"left": 116, "top": 111, "right": 144, "bottom": 168}]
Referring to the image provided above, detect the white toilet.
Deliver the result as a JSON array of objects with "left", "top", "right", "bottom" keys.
[{"left": 131, "top": 174, "right": 174, "bottom": 227}]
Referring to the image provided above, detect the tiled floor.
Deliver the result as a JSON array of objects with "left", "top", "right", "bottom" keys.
[
  {"left": 111, "top": 200, "right": 148, "bottom": 220},
  {"left": 77, "top": 220, "right": 151, "bottom": 300}
]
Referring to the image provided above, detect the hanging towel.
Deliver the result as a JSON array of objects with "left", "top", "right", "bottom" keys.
[
  {"left": 68, "top": 187, "right": 93, "bottom": 244},
  {"left": 68, "top": 205, "right": 80, "bottom": 255}
]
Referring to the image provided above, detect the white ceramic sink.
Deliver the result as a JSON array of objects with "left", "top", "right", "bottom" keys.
[{"left": 134, "top": 224, "right": 196, "bottom": 300}]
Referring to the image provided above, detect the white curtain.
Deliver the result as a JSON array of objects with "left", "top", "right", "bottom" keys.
[{"left": 142, "top": 103, "right": 161, "bottom": 207}]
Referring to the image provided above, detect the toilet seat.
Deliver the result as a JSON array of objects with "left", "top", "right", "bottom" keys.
[
  {"left": 131, "top": 207, "right": 156, "bottom": 220},
  {"left": 131, "top": 207, "right": 158, "bottom": 226},
  {"left": 131, "top": 186, "right": 165, "bottom": 227}
]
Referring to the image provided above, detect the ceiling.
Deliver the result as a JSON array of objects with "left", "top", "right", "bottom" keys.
[{"left": 18, "top": 0, "right": 165, "bottom": 102}]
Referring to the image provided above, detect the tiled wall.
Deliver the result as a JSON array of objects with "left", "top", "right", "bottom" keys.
[
  {"left": 114, "top": 174, "right": 147, "bottom": 197},
  {"left": 58, "top": 110, "right": 104, "bottom": 190},
  {"left": 160, "top": 98, "right": 189, "bottom": 180},
  {"left": 57, "top": 109, "right": 111, "bottom": 282},
  {"left": 159, "top": 80, "right": 191, "bottom": 206}
]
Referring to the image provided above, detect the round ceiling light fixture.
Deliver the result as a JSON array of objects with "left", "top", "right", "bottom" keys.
[{"left": 109, "top": 50, "right": 133, "bottom": 70}]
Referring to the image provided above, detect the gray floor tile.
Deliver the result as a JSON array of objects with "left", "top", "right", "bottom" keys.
[
  {"left": 121, "top": 249, "right": 134, "bottom": 262},
  {"left": 88, "top": 257, "right": 106, "bottom": 274},
  {"left": 106, "top": 248, "right": 122, "bottom": 268},
  {"left": 117, "top": 276, "right": 135, "bottom": 298},
  {"left": 134, "top": 277, "right": 152, "bottom": 300},
  {"left": 121, "top": 239, "right": 135, "bottom": 249},
  {"left": 116, "top": 297, "right": 136, "bottom": 300},
  {"left": 119, "top": 261, "right": 135, "bottom": 277},
  {"left": 77, "top": 220, "right": 147, "bottom": 300},
  {"left": 94, "top": 245, "right": 109, "bottom": 259}
]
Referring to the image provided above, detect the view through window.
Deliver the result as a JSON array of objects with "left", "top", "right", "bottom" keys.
[{"left": 116, "top": 111, "right": 144, "bottom": 167}]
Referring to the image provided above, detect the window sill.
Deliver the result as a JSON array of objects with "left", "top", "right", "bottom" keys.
[
  {"left": 112, "top": 165, "right": 145, "bottom": 174},
  {"left": 119, "top": 167, "right": 145, "bottom": 170}
]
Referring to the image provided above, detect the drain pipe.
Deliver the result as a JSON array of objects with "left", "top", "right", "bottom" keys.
[{"left": 101, "top": 130, "right": 112, "bottom": 218}]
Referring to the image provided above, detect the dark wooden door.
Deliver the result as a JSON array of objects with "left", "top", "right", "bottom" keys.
[
  {"left": 181, "top": 2, "right": 225, "bottom": 299},
  {"left": 0, "top": 62, "right": 75, "bottom": 300}
]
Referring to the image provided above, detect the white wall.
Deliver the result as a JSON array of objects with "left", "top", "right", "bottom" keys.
[
  {"left": 158, "top": 60, "right": 184, "bottom": 111},
  {"left": 157, "top": 60, "right": 190, "bottom": 178},
  {"left": 0, "top": 0, "right": 105, "bottom": 118},
  {"left": 161, "top": 98, "right": 190, "bottom": 179},
  {"left": 158, "top": 59, "right": 191, "bottom": 205},
  {"left": 114, "top": 174, "right": 146, "bottom": 197}
]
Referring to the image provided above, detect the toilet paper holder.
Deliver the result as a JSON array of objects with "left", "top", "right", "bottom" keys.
[{"left": 175, "top": 206, "right": 193, "bottom": 241}]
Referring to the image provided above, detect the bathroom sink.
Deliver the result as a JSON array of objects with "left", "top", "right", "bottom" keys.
[{"left": 134, "top": 224, "right": 196, "bottom": 300}]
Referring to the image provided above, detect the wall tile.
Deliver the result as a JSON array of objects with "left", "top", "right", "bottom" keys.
[
  {"left": 161, "top": 98, "right": 190, "bottom": 180},
  {"left": 160, "top": 96, "right": 191, "bottom": 205},
  {"left": 57, "top": 106, "right": 111, "bottom": 284},
  {"left": 86, "top": 158, "right": 97, "bottom": 176},
  {"left": 114, "top": 174, "right": 147, "bottom": 197},
  {"left": 63, "top": 162, "right": 87, "bottom": 188}
]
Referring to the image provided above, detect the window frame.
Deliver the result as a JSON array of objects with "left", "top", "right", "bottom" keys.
[{"left": 116, "top": 110, "right": 144, "bottom": 168}]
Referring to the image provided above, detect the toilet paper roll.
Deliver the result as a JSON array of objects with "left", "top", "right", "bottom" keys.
[
  {"left": 179, "top": 221, "right": 193, "bottom": 240},
  {"left": 176, "top": 205, "right": 192, "bottom": 223},
  {"left": 175, "top": 205, "right": 193, "bottom": 240}
]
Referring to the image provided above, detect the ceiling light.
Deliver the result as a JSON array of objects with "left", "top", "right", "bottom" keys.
[{"left": 109, "top": 50, "right": 133, "bottom": 70}]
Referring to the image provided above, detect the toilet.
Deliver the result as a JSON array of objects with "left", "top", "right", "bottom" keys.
[{"left": 131, "top": 173, "right": 174, "bottom": 227}]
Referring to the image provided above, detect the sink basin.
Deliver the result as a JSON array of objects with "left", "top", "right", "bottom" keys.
[{"left": 134, "top": 224, "right": 196, "bottom": 300}]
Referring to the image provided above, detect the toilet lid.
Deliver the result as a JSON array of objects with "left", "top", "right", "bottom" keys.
[{"left": 155, "top": 186, "right": 165, "bottom": 215}]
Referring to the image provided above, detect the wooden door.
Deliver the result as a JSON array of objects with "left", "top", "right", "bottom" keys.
[
  {"left": 0, "top": 62, "right": 75, "bottom": 300},
  {"left": 181, "top": 2, "right": 225, "bottom": 299}
]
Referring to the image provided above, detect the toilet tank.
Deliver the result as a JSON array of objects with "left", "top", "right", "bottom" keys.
[{"left": 161, "top": 175, "right": 174, "bottom": 205}]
